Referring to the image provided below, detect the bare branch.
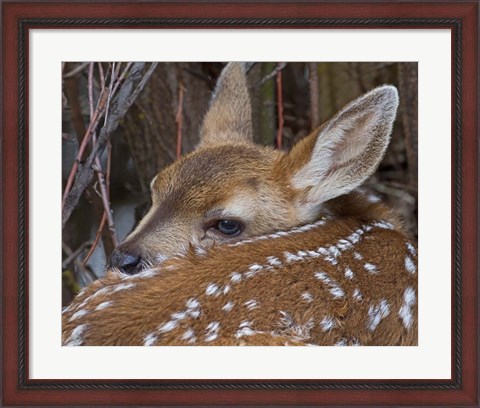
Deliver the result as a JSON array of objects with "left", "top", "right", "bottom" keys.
[
  {"left": 62, "top": 241, "right": 93, "bottom": 269},
  {"left": 63, "top": 62, "right": 91, "bottom": 79},
  {"left": 251, "top": 62, "right": 287, "bottom": 88},
  {"left": 62, "top": 62, "right": 159, "bottom": 228},
  {"left": 276, "top": 63, "right": 284, "bottom": 149},
  {"left": 175, "top": 82, "right": 184, "bottom": 160},
  {"left": 308, "top": 62, "right": 320, "bottom": 129}
]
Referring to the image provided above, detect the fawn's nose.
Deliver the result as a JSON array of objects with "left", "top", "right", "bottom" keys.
[{"left": 109, "top": 249, "right": 142, "bottom": 275}]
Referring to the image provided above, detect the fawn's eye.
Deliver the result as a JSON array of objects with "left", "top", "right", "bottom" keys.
[{"left": 215, "top": 220, "right": 242, "bottom": 236}]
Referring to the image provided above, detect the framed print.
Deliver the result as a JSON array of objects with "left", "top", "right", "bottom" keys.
[{"left": 1, "top": 1, "right": 478, "bottom": 406}]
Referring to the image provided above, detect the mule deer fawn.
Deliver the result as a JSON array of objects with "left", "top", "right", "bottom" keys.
[{"left": 62, "top": 62, "right": 417, "bottom": 346}]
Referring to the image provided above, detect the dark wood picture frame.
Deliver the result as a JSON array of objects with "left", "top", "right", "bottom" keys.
[{"left": 1, "top": 1, "right": 478, "bottom": 406}]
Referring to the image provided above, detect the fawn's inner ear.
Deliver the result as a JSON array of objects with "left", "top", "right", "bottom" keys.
[
  {"left": 198, "top": 62, "right": 253, "bottom": 148},
  {"left": 285, "top": 85, "right": 399, "bottom": 222}
]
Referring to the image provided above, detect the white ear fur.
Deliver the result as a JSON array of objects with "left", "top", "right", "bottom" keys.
[
  {"left": 291, "top": 85, "right": 399, "bottom": 219},
  {"left": 198, "top": 62, "right": 253, "bottom": 148}
]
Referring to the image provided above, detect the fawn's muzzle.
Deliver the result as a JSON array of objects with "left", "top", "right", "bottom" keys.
[{"left": 109, "top": 249, "right": 142, "bottom": 275}]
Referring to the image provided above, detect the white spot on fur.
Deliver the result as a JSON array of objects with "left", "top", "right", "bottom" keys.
[
  {"left": 230, "top": 272, "right": 242, "bottom": 283},
  {"left": 64, "top": 324, "right": 89, "bottom": 346},
  {"left": 266, "top": 256, "right": 282, "bottom": 267},
  {"left": 335, "top": 338, "right": 348, "bottom": 346},
  {"left": 158, "top": 320, "right": 177, "bottom": 333},
  {"left": 186, "top": 298, "right": 200, "bottom": 309},
  {"left": 372, "top": 221, "right": 394, "bottom": 230},
  {"left": 222, "top": 284, "right": 231, "bottom": 295},
  {"left": 181, "top": 328, "right": 196, "bottom": 344},
  {"left": 320, "top": 316, "right": 336, "bottom": 332},
  {"left": 364, "top": 263, "right": 377, "bottom": 274},
  {"left": 353, "top": 288, "right": 363, "bottom": 301},
  {"left": 69, "top": 309, "right": 88, "bottom": 322},
  {"left": 284, "top": 251, "right": 303, "bottom": 263},
  {"left": 348, "top": 232, "right": 362, "bottom": 244},
  {"left": 112, "top": 282, "right": 136, "bottom": 292},
  {"left": 95, "top": 301, "right": 113, "bottom": 311},
  {"left": 236, "top": 321, "right": 256, "bottom": 338},
  {"left": 301, "top": 292, "right": 313, "bottom": 302},
  {"left": 222, "top": 301, "right": 234, "bottom": 312},
  {"left": 189, "top": 309, "right": 201, "bottom": 319},
  {"left": 367, "top": 299, "right": 390, "bottom": 331},
  {"left": 336, "top": 239, "right": 352, "bottom": 251},
  {"left": 344, "top": 268, "right": 354, "bottom": 279},
  {"left": 399, "top": 287, "right": 416, "bottom": 329},
  {"left": 406, "top": 242, "right": 417, "bottom": 257},
  {"left": 77, "top": 287, "right": 88, "bottom": 297},
  {"left": 229, "top": 220, "right": 325, "bottom": 247},
  {"left": 74, "top": 286, "right": 110, "bottom": 310},
  {"left": 317, "top": 247, "right": 338, "bottom": 265},
  {"left": 354, "top": 252, "right": 363, "bottom": 260},
  {"left": 62, "top": 305, "right": 73, "bottom": 314},
  {"left": 327, "top": 245, "right": 341, "bottom": 258},
  {"left": 181, "top": 328, "right": 194, "bottom": 340},
  {"left": 244, "top": 300, "right": 259, "bottom": 310},
  {"left": 405, "top": 256, "right": 416, "bottom": 274},
  {"left": 306, "top": 250, "right": 321, "bottom": 258},
  {"left": 126, "top": 268, "right": 158, "bottom": 280},
  {"left": 245, "top": 263, "right": 263, "bottom": 277},
  {"left": 206, "top": 283, "right": 220, "bottom": 296},
  {"left": 171, "top": 311, "right": 188, "bottom": 320},
  {"left": 314, "top": 272, "right": 344, "bottom": 298},
  {"left": 143, "top": 333, "right": 157, "bottom": 346},
  {"left": 205, "top": 321, "right": 220, "bottom": 342}
]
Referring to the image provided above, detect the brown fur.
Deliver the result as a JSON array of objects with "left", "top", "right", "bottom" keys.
[{"left": 63, "top": 213, "right": 417, "bottom": 346}]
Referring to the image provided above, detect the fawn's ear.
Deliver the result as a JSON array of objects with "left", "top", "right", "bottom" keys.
[
  {"left": 198, "top": 62, "right": 253, "bottom": 148},
  {"left": 286, "top": 85, "right": 399, "bottom": 221}
]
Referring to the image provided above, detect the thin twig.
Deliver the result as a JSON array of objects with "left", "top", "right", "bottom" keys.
[
  {"left": 175, "top": 82, "right": 184, "bottom": 160},
  {"left": 83, "top": 139, "right": 114, "bottom": 264},
  {"left": 62, "top": 241, "right": 93, "bottom": 269},
  {"left": 104, "top": 62, "right": 116, "bottom": 126},
  {"left": 308, "top": 62, "right": 320, "bottom": 129},
  {"left": 88, "top": 62, "right": 95, "bottom": 118},
  {"left": 62, "top": 62, "right": 132, "bottom": 211},
  {"left": 83, "top": 212, "right": 107, "bottom": 264},
  {"left": 111, "top": 62, "right": 133, "bottom": 97},
  {"left": 106, "top": 141, "right": 112, "bottom": 196},
  {"left": 97, "top": 62, "right": 105, "bottom": 89},
  {"left": 61, "top": 90, "right": 109, "bottom": 210},
  {"left": 62, "top": 62, "right": 158, "bottom": 228},
  {"left": 244, "top": 62, "right": 256, "bottom": 73},
  {"left": 251, "top": 62, "right": 287, "bottom": 88},
  {"left": 89, "top": 64, "right": 119, "bottom": 248},
  {"left": 63, "top": 62, "right": 91, "bottom": 79},
  {"left": 94, "top": 168, "right": 119, "bottom": 247},
  {"left": 276, "top": 63, "right": 284, "bottom": 149}
]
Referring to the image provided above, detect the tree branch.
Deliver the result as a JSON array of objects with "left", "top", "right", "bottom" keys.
[{"left": 62, "top": 62, "right": 158, "bottom": 228}]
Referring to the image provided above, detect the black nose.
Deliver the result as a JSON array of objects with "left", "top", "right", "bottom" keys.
[{"left": 109, "top": 249, "right": 142, "bottom": 275}]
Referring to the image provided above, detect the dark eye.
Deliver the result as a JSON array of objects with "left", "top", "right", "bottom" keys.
[{"left": 215, "top": 220, "right": 242, "bottom": 236}]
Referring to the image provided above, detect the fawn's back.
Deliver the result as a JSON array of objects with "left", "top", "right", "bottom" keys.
[{"left": 62, "top": 62, "right": 417, "bottom": 346}]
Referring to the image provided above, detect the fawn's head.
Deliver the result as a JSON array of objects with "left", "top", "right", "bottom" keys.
[{"left": 109, "top": 62, "right": 399, "bottom": 274}]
